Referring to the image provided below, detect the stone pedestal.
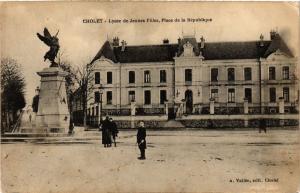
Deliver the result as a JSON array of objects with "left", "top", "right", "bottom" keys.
[
  {"left": 244, "top": 99, "right": 249, "bottom": 114},
  {"left": 279, "top": 97, "right": 284, "bottom": 114},
  {"left": 130, "top": 101, "right": 136, "bottom": 128},
  {"left": 35, "top": 67, "right": 70, "bottom": 133},
  {"left": 210, "top": 99, "right": 215, "bottom": 115},
  {"left": 165, "top": 102, "right": 169, "bottom": 115}
]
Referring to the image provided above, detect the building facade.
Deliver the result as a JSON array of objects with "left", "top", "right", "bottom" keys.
[{"left": 86, "top": 31, "right": 298, "bottom": 127}]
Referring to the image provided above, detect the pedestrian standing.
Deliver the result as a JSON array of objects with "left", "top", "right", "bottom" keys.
[
  {"left": 137, "top": 121, "right": 147, "bottom": 160},
  {"left": 110, "top": 118, "right": 119, "bottom": 147},
  {"left": 102, "top": 116, "right": 112, "bottom": 147},
  {"left": 259, "top": 118, "right": 267, "bottom": 133}
]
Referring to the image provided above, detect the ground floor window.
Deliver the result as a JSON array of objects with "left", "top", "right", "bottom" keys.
[
  {"left": 211, "top": 89, "right": 218, "bottom": 102},
  {"left": 283, "top": 87, "right": 289, "bottom": 102},
  {"left": 270, "top": 88, "right": 276, "bottom": 102},
  {"left": 160, "top": 90, "right": 167, "bottom": 104},
  {"left": 244, "top": 88, "right": 252, "bottom": 103},
  {"left": 128, "top": 91, "right": 135, "bottom": 104},
  {"left": 144, "top": 90, "right": 151, "bottom": 105},
  {"left": 106, "top": 91, "right": 112, "bottom": 105},
  {"left": 228, "top": 88, "right": 235, "bottom": 103}
]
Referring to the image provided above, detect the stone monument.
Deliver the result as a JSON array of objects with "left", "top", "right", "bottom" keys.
[{"left": 35, "top": 27, "right": 70, "bottom": 133}]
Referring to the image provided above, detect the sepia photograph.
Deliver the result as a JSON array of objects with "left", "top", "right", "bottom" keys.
[{"left": 1, "top": 2, "right": 299, "bottom": 193}]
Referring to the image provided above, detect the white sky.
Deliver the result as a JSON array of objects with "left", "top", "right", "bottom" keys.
[{"left": 1, "top": 2, "right": 299, "bottom": 105}]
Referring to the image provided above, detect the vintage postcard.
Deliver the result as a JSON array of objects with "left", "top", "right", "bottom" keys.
[{"left": 1, "top": 2, "right": 299, "bottom": 193}]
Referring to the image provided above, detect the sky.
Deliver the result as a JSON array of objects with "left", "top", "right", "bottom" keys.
[{"left": 1, "top": 2, "right": 299, "bottom": 105}]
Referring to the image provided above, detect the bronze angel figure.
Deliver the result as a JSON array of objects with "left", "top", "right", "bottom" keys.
[{"left": 37, "top": 28, "right": 60, "bottom": 67}]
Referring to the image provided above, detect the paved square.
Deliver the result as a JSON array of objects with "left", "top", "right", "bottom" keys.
[{"left": 2, "top": 129, "right": 300, "bottom": 193}]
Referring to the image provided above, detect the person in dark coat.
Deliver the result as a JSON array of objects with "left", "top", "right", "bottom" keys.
[
  {"left": 259, "top": 118, "right": 267, "bottom": 133},
  {"left": 110, "top": 118, "right": 119, "bottom": 147},
  {"left": 137, "top": 121, "right": 147, "bottom": 160},
  {"left": 102, "top": 116, "right": 112, "bottom": 147}
]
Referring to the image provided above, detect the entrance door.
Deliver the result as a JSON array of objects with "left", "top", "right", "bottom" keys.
[{"left": 185, "top": 90, "right": 193, "bottom": 114}]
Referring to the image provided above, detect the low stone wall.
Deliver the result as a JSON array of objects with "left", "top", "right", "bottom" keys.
[
  {"left": 115, "top": 120, "right": 167, "bottom": 129},
  {"left": 180, "top": 119, "right": 299, "bottom": 128}
]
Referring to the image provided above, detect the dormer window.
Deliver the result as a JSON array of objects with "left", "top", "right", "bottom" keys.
[
  {"left": 183, "top": 41, "right": 195, "bottom": 57},
  {"left": 144, "top": 70, "right": 151, "bottom": 83}
]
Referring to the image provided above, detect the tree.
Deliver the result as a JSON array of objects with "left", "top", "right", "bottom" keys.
[
  {"left": 1, "top": 57, "right": 26, "bottom": 132},
  {"left": 58, "top": 53, "right": 95, "bottom": 129}
]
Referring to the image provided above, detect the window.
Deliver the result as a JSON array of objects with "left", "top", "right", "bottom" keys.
[
  {"left": 107, "top": 72, "right": 112, "bottom": 84},
  {"left": 129, "top": 71, "right": 135, "bottom": 83},
  {"left": 128, "top": 91, "right": 135, "bottom": 103},
  {"left": 106, "top": 91, "right": 112, "bottom": 105},
  {"left": 185, "top": 69, "right": 192, "bottom": 82},
  {"left": 211, "top": 89, "right": 218, "bottom": 102},
  {"left": 269, "top": 88, "right": 276, "bottom": 102},
  {"left": 244, "top": 88, "right": 252, "bottom": 103},
  {"left": 144, "top": 90, "right": 151, "bottom": 105},
  {"left": 144, "top": 71, "right": 151, "bottom": 83},
  {"left": 228, "top": 68, "right": 235, "bottom": 81},
  {"left": 160, "top": 90, "right": 167, "bottom": 104},
  {"left": 92, "top": 107, "right": 94, "bottom": 116},
  {"left": 282, "top": 66, "right": 289, "bottom": 80},
  {"left": 94, "top": 91, "right": 100, "bottom": 103},
  {"left": 88, "top": 108, "right": 90, "bottom": 116},
  {"left": 269, "top": 67, "right": 276, "bottom": 80},
  {"left": 95, "top": 106, "right": 99, "bottom": 116},
  {"left": 211, "top": 68, "right": 218, "bottom": 82},
  {"left": 228, "top": 88, "right": 235, "bottom": 103},
  {"left": 95, "top": 72, "right": 100, "bottom": 84},
  {"left": 160, "top": 70, "right": 167, "bottom": 83},
  {"left": 283, "top": 87, "right": 289, "bottom": 102},
  {"left": 244, "top": 68, "right": 252, "bottom": 81}
]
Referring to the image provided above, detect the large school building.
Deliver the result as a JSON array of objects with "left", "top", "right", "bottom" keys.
[{"left": 83, "top": 31, "right": 298, "bottom": 128}]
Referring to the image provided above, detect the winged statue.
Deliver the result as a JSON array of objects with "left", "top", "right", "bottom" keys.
[{"left": 37, "top": 28, "right": 60, "bottom": 67}]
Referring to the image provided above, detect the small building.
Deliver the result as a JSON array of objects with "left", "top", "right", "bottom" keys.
[{"left": 86, "top": 31, "right": 299, "bottom": 128}]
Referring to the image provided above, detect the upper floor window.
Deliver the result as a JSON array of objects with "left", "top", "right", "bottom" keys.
[
  {"left": 107, "top": 72, "right": 112, "bottom": 84},
  {"left": 160, "top": 70, "right": 167, "bottom": 83},
  {"left": 228, "top": 88, "right": 235, "bottom": 103},
  {"left": 128, "top": 91, "right": 135, "bottom": 104},
  {"left": 227, "top": 68, "right": 235, "bottom": 81},
  {"left": 160, "top": 90, "right": 167, "bottom": 104},
  {"left": 283, "top": 87, "right": 290, "bottom": 102},
  {"left": 106, "top": 91, "right": 112, "bottom": 105},
  {"left": 129, "top": 71, "right": 135, "bottom": 83},
  {"left": 244, "top": 88, "right": 252, "bottom": 103},
  {"left": 211, "top": 89, "right": 218, "bottom": 102},
  {"left": 144, "top": 70, "right": 151, "bottom": 83},
  {"left": 244, "top": 68, "right": 252, "bottom": 81},
  {"left": 185, "top": 69, "right": 192, "bottom": 82},
  {"left": 282, "top": 66, "right": 289, "bottom": 80},
  {"left": 269, "top": 87, "right": 276, "bottom": 102},
  {"left": 94, "top": 91, "right": 100, "bottom": 103},
  {"left": 95, "top": 72, "right": 100, "bottom": 84},
  {"left": 211, "top": 68, "right": 218, "bottom": 82},
  {"left": 269, "top": 67, "right": 276, "bottom": 80},
  {"left": 144, "top": 90, "right": 151, "bottom": 105}
]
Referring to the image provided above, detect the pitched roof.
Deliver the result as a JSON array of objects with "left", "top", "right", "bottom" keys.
[{"left": 91, "top": 34, "right": 293, "bottom": 64}]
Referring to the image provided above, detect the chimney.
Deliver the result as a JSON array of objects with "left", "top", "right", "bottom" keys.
[
  {"left": 112, "top": 37, "right": 119, "bottom": 47},
  {"left": 270, "top": 30, "right": 277, "bottom": 40},
  {"left": 121, "top": 40, "right": 127, "bottom": 51},
  {"left": 200, "top": 36, "right": 205, "bottom": 49},
  {"left": 259, "top": 34, "right": 264, "bottom": 47},
  {"left": 177, "top": 37, "right": 181, "bottom": 45},
  {"left": 163, "top": 38, "right": 169, "bottom": 44}
]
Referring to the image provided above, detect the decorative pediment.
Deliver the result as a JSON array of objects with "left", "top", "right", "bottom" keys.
[
  {"left": 182, "top": 41, "right": 195, "bottom": 57},
  {"left": 94, "top": 56, "right": 115, "bottom": 68},
  {"left": 267, "top": 49, "right": 291, "bottom": 61}
]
